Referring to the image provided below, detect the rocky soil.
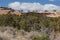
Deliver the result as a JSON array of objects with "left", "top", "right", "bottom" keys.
[{"left": 0, "top": 26, "right": 60, "bottom": 40}]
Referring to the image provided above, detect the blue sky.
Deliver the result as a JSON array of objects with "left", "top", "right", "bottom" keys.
[
  {"left": 0, "top": 0, "right": 60, "bottom": 7},
  {"left": 0, "top": 0, "right": 60, "bottom": 12}
]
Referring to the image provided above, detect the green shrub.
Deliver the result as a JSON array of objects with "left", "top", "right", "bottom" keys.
[
  {"left": 32, "top": 34, "right": 50, "bottom": 40},
  {"left": 0, "top": 12, "right": 60, "bottom": 32}
]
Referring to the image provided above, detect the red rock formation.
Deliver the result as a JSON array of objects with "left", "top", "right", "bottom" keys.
[{"left": 0, "top": 7, "right": 22, "bottom": 15}]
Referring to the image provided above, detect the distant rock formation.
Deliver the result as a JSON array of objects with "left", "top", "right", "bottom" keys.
[
  {"left": 0, "top": 7, "right": 60, "bottom": 17},
  {"left": 0, "top": 7, "right": 22, "bottom": 15}
]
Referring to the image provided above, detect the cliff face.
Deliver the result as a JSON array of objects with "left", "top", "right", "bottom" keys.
[
  {"left": 0, "top": 7, "right": 60, "bottom": 17},
  {"left": 46, "top": 12, "right": 60, "bottom": 17},
  {"left": 0, "top": 7, "right": 22, "bottom": 15}
]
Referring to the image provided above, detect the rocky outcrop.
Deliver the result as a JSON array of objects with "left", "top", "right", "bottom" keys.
[
  {"left": 0, "top": 7, "right": 22, "bottom": 15},
  {"left": 0, "top": 7, "right": 60, "bottom": 17}
]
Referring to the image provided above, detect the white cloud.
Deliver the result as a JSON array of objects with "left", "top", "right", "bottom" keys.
[
  {"left": 8, "top": 2, "right": 21, "bottom": 10},
  {"left": 8, "top": 2, "right": 60, "bottom": 12},
  {"left": 20, "top": 3, "right": 43, "bottom": 11},
  {"left": 43, "top": 4, "right": 60, "bottom": 10}
]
